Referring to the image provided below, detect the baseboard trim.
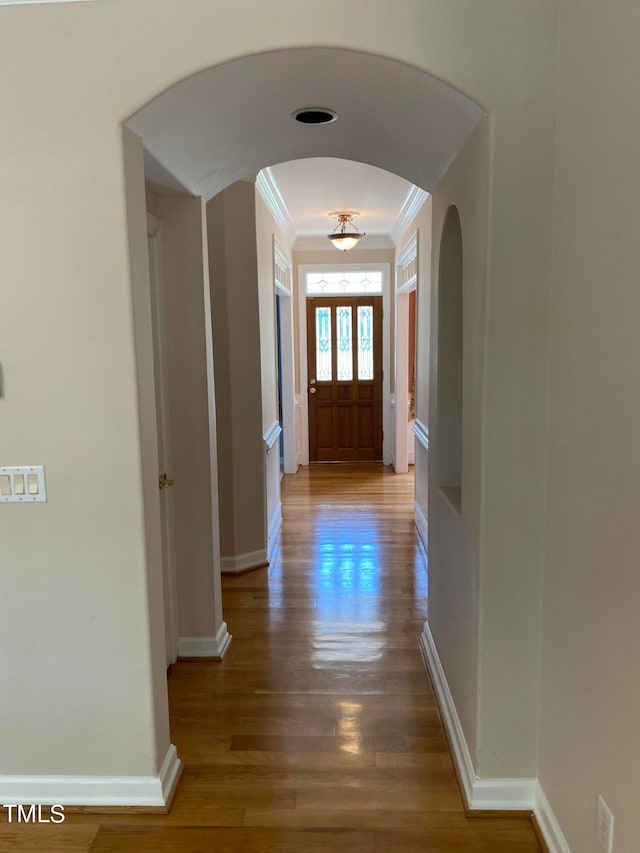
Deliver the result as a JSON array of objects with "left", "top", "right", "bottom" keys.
[
  {"left": 419, "top": 623, "right": 475, "bottom": 808},
  {"left": 267, "top": 500, "right": 282, "bottom": 559},
  {"left": 533, "top": 782, "right": 572, "bottom": 853},
  {"left": 414, "top": 499, "right": 428, "bottom": 551},
  {"left": 0, "top": 744, "right": 182, "bottom": 810},
  {"left": 178, "top": 622, "right": 232, "bottom": 660},
  {"left": 418, "top": 623, "right": 536, "bottom": 813},
  {"left": 220, "top": 549, "right": 269, "bottom": 574}
]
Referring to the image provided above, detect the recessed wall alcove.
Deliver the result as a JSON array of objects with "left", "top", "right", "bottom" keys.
[{"left": 436, "top": 205, "right": 463, "bottom": 515}]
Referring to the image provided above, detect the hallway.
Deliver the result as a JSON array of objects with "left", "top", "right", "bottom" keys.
[{"left": 0, "top": 466, "right": 541, "bottom": 852}]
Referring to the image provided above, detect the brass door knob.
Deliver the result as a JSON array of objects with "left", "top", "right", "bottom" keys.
[
  {"left": 159, "top": 473, "right": 174, "bottom": 490},
  {"left": 309, "top": 387, "right": 317, "bottom": 394}
]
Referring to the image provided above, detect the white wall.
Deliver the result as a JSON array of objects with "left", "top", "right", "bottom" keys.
[{"left": 538, "top": 2, "right": 640, "bottom": 850}]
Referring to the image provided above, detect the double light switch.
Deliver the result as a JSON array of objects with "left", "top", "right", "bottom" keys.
[{"left": 0, "top": 466, "right": 47, "bottom": 502}]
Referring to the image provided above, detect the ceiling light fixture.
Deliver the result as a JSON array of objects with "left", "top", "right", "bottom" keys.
[{"left": 327, "top": 212, "right": 365, "bottom": 251}]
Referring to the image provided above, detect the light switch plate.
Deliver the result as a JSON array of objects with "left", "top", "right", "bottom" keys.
[{"left": 0, "top": 466, "right": 47, "bottom": 502}]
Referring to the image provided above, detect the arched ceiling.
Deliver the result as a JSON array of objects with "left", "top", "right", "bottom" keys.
[{"left": 126, "top": 48, "right": 484, "bottom": 200}]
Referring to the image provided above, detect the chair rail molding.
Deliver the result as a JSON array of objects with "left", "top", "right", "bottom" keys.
[
  {"left": 413, "top": 419, "right": 429, "bottom": 451},
  {"left": 264, "top": 420, "right": 283, "bottom": 453}
]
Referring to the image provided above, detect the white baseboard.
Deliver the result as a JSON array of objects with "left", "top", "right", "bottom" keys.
[
  {"left": 414, "top": 499, "right": 428, "bottom": 551},
  {"left": 534, "top": 781, "right": 572, "bottom": 853},
  {"left": 220, "top": 549, "right": 268, "bottom": 574},
  {"left": 0, "top": 744, "right": 181, "bottom": 808},
  {"left": 419, "top": 623, "right": 536, "bottom": 812},
  {"left": 267, "top": 500, "right": 282, "bottom": 559},
  {"left": 471, "top": 776, "right": 537, "bottom": 811},
  {"left": 178, "top": 622, "right": 231, "bottom": 660},
  {"left": 418, "top": 623, "right": 475, "bottom": 806},
  {"left": 408, "top": 451, "right": 415, "bottom": 464}
]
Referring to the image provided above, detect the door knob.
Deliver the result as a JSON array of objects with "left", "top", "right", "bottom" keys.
[
  {"left": 159, "top": 473, "right": 174, "bottom": 490},
  {"left": 309, "top": 387, "right": 317, "bottom": 394}
]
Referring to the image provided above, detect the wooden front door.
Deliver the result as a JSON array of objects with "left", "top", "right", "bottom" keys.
[{"left": 307, "top": 296, "right": 383, "bottom": 461}]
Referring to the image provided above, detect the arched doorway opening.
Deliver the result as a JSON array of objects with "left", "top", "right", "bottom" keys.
[{"left": 122, "top": 44, "right": 488, "bottom": 809}]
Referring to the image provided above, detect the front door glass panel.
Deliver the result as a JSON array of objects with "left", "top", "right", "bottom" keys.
[
  {"left": 315, "top": 306, "right": 332, "bottom": 380},
  {"left": 336, "top": 305, "right": 353, "bottom": 381},
  {"left": 357, "top": 305, "right": 374, "bottom": 380}
]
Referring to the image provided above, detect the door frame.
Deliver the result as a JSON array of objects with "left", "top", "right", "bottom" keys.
[
  {"left": 273, "top": 238, "right": 297, "bottom": 474},
  {"left": 394, "top": 231, "right": 418, "bottom": 474},
  {"left": 298, "top": 263, "right": 391, "bottom": 465},
  {"left": 146, "top": 212, "right": 179, "bottom": 666}
]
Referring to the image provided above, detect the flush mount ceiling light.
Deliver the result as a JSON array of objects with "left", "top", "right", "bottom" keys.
[
  {"left": 291, "top": 107, "right": 338, "bottom": 125},
  {"left": 327, "top": 212, "right": 365, "bottom": 251}
]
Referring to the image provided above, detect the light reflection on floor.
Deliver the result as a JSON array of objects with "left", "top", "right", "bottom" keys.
[{"left": 311, "top": 506, "right": 385, "bottom": 667}]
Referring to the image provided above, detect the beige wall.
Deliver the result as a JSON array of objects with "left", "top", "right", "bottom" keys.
[
  {"left": 152, "top": 193, "right": 222, "bottom": 639},
  {"left": 427, "top": 120, "right": 489, "bottom": 766},
  {"left": 207, "top": 182, "right": 266, "bottom": 560},
  {"left": 0, "top": 0, "right": 558, "bottom": 796},
  {"left": 538, "top": 2, "right": 640, "bottom": 850}
]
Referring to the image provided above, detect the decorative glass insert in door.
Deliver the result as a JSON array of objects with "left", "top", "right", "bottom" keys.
[
  {"left": 307, "top": 270, "right": 383, "bottom": 295},
  {"left": 357, "top": 305, "right": 374, "bottom": 380},
  {"left": 336, "top": 306, "right": 353, "bottom": 381},
  {"left": 315, "top": 306, "right": 332, "bottom": 380}
]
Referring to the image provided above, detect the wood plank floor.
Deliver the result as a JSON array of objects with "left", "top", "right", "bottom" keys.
[{"left": 0, "top": 464, "right": 541, "bottom": 852}]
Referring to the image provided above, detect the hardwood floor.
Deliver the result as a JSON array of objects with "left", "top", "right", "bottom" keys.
[{"left": 0, "top": 464, "right": 542, "bottom": 852}]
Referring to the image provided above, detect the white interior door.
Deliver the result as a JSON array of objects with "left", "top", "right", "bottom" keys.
[{"left": 147, "top": 214, "right": 179, "bottom": 667}]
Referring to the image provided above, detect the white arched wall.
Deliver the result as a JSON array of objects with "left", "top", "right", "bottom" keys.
[{"left": 0, "top": 0, "right": 557, "bottom": 809}]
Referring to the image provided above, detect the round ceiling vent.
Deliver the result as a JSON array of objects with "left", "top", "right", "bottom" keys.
[{"left": 291, "top": 107, "right": 338, "bottom": 125}]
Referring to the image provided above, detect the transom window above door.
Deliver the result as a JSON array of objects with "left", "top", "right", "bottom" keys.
[{"left": 306, "top": 270, "right": 383, "bottom": 295}]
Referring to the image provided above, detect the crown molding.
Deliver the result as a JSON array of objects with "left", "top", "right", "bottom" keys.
[
  {"left": 397, "top": 230, "right": 418, "bottom": 271},
  {"left": 256, "top": 168, "right": 296, "bottom": 250},
  {"left": 390, "top": 185, "right": 429, "bottom": 246}
]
